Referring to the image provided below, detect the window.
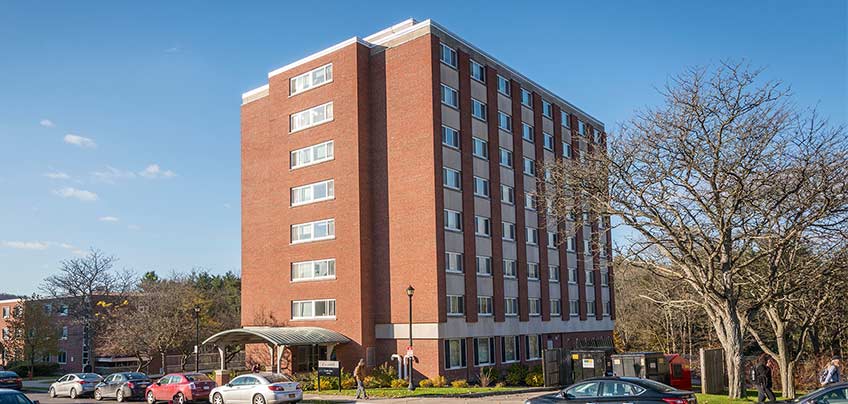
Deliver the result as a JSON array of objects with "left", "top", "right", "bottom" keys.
[
  {"left": 561, "top": 111, "right": 571, "bottom": 128},
  {"left": 529, "top": 299, "right": 541, "bottom": 316},
  {"left": 470, "top": 59, "right": 485, "bottom": 82},
  {"left": 567, "top": 237, "right": 576, "bottom": 252},
  {"left": 501, "top": 185, "right": 515, "bottom": 204},
  {"left": 543, "top": 132, "right": 554, "bottom": 150},
  {"left": 526, "top": 228, "right": 539, "bottom": 245},
  {"left": 586, "top": 270, "right": 595, "bottom": 285},
  {"left": 549, "top": 266, "right": 560, "bottom": 282},
  {"left": 570, "top": 300, "right": 580, "bottom": 316},
  {"left": 473, "top": 337, "right": 495, "bottom": 366},
  {"left": 601, "top": 271, "right": 609, "bottom": 286},
  {"left": 291, "top": 179, "right": 334, "bottom": 206},
  {"left": 57, "top": 351, "right": 67, "bottom": 364},
  {"left": 290, "top": 102, "right": 333, "bottom": 132},
  {"left": 441, "top": 84, "right": 459, "bottom": 108},
  {"left": 497, "top": 75, "right": 511, "bottom": 96},
  {"left": 523, "top": 157, "right": 536, "bottom": 176},
  {"left": 444, "top": 339, "right": 466, "bottom": 369},
  {"left": 569, "top": 267, "right": 578, "bottom": 284},
  {"left": 563, "top": 142, "right": 572, "bottom": 158},
  {"left": 477, "top": 297, "right": 493, "bottom": 316},
  {"left": 292, "top": 299, "right": 336, "bottom": 320},
  {"left": 587, "top": 300, "right": 596, "bottom": 316},
  {"left": 567, "top": 382, "right": 600, "bottom": 398},
  {"left": 440, "top": 43, "right": 457, "bottom": 67},
  {"left": 444, "top": 209, "right": 462, "bottom": 231},
  {"left": 58, "top": 304, "right": 68, "bottom": 316},
  {"left": 291, "top": 141, "right": 334, "bottom": 169},
  {"left": 502, "top": 335, "right": 519, "bottom": 363},
  {"left": 526, "top": 335, "right": 542, "bottom": 359},
  {"left": 547, "top": 232, "right": 559, "bottom": 249},
  {"left": 447, "top": 295, "right": 465, "bottom": 316},
  {"left": 504, "top": 298, "right": 518, "bottom": 316},
  {"left": 445, "top": 252, "right": 464, "bottom": 273},
  {"left": 476, "top": 256, "right": 492, "bottom": 276},
  {"left": 578, "top": 120, "right": 586, "bottom": 136},
  {"left": 593, "top": 128, "right": 601, "bottom": 144},
  {"left": 1, "top": 307, "right": 8, "bottom": 318},
  {"left": 525, "top": 194, "right": 537, "bottom": 210},
  {"left": 291, "top": 259, "right": 336, "bottom": 281},
  {"left": 521, "top": 88, "right": 533, "bottom": 107},
  {"left": 604, "top": 300, "right": 611, "bottom": 316},
  {"left": 601, "top": 381, "right": 645, "bottom": 397},
  {"left": 475, "top": 216, "right": 491, "bottom": 237},
  {"left": 542, "top": 100, "right": 553, "bottom": 118},
  {"left": 499, "top": 148, "right": 513, "bottom": 167},
  {"left": 61, "top": 326, "right": 68, "bottom": 340},
  {"left": 522, "top": 123, "right": 534, "bottom": 142},
  {"left": 473, "top": 177, "right": 490, "bottom": 198},
  {"left": 471, "top": 98, "right": 487, "bottom": 121},
  {"left": 1, "top": 328, "right": 8, "bottom": 340},
  {"left": 503, "top": 259, "right": 517, "bottom": 278},
  {"left": 502, "top": 222, "right": 516, "bottom": 241},
  {"left": 443, "top": 167, "right": 461, "bottom": 190},
  {"left": 584, "top": 239, "right": 592, "bottom": 254},
  {"left": 497, "top": 112, "right": 512, "bottom": 131},
  {"left": 442, "top": 126, "right": 460, "bottom": 149},
  {"left": 527, "top": 263, "right": 540, "bottom": 279},
  {"left": 42, "top": 352, "right": 50, "bottom": 362},
  {"left": 43, "top": 303, "right": 52, "bottom": 313},
  {"left": 291, "top": 219, "right": 335, "bottom": 244},
  {"left": 471, "top": 137, "right": 488, "bottom": 159},
  {"left": 290, "top": 64, "right": 333, "bottom": 95},
  {"left": 551, "top": 299, "right": 562, "bottom": 316}
]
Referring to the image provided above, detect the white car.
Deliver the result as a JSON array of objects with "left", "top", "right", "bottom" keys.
[
  {"left": 49, "top": 373, "right": 103, "bottom": 399},
  {"left": 209, "top": 373, "right": 301, "bottom": 404}
]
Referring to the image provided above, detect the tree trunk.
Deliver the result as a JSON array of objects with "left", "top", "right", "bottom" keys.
[{"left": 707, "top": 301, "right": 746, "bottom": 398}]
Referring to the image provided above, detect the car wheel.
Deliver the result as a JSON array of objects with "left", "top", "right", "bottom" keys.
[
  {"left": 147, "top": 391, "right": 156, "bottom": 404},
  {"left": 252, "top": 394, "right": 266, "bottom": 404},
  {"left": 212, "top": 393, "right": 223, "bottom": 404},
  {"left": 49, "top": 387, "right": 57, "bottom": 398},
  {"left": 70, "top": 388, "right": 78, "bottom": 399},
  {"left": 116, "top": 388, "right": 125, "bottom": 402},
  {"left": 95, "top": 388, "right": 103, "bottom": 401},
  {"left": 175, "top": 392, "right": 186, "bottom": 404}
]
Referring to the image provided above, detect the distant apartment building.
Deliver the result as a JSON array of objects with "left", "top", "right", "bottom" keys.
[
  {"left": 0, "top": 297, "right": 86, "bottom": 373},
  {"left": 240, "top": 19, "right": 615, "bottom": 380}
]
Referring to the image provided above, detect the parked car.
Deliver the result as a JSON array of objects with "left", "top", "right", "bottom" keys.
[
  {"left": 145, "top": 373, "right": 216, "bottom": 404},
  {"left": 49, "top": 373, "right": 104, "bottom": 399},
  {"left": 0, "top": 372, "right": 22, "bottom": 391},
  {"left": 786, "top": 382, "right": 848, "bottom": 404},
  {"left": 0, "top": 388, "right": 40, "bottom": 404},
  {"left": 95, "top": 372, "right": 152, "bottom": 402},
  {"left": 209, "top": 373, "right": 302, "bottom": 404},
  {"left": 524, "top": 376, "right": 697, "bottom": 404}
]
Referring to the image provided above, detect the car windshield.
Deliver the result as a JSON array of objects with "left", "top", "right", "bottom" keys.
[
  {"left": 0, "top": 392, "right": 33, "bottom": 404},
  {"left": 0, "top": 372, "right": 18, "bottom": 378},
  {"left": 126, "top": 373, "right": 149, "bottom": 381},
  {"left": 793, "top": 385, "right": 840, "bottom": 402},
  {"left": 81, "top": 374, "right": 102, "bottom": 380},
  {"left": 185, "top": 374, "right": 211, "bottom": 382},
  {"left": 636, "top": 379, "right": 679, "bottom": 393},
  {"left": 263, "top": 374, "right": 293, "bottom": 383}
]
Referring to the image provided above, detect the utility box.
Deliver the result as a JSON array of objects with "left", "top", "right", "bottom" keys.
[
  {"left": 611, "top": 352, "right": 670, "bottom": 384},
  {"left": 568, "top": 350, "right": 612, "bottom": 383}
]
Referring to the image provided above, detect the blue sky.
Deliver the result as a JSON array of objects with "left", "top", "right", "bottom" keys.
[{"left": 0, "top": 1, "right": 845, "bottom": 295}]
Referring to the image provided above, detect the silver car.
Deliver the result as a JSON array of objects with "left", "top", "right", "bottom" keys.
[
  {"left": 49, "top": 373, "right": 103, "bottom": 399},
  {"left": 209, "top": 373, "right": 301, "bottom": 404}
]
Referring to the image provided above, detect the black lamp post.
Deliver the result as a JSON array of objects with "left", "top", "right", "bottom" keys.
[
  {"left": 193, "top": 305, "right": 201, "bottom": 372},
  {"left": 406, "top": 285, "right": 415, "bottom": 391}
]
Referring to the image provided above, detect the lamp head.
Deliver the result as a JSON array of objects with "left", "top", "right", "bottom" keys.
[{"left": 406, "top": 285, "right": 415, "bottom": 297}]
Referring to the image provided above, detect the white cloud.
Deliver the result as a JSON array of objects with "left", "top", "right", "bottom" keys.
[
  {"left": 71, "top": 249, "right": 86, "bottom": 256},
  {"left": 1, "top": 241, "right": 50, "bottom": 250},
  {"left": 40, "top": 119, "right": 55, "bottom": 128},
  {"left": 127, "top": 224, "right": 141, "bottom": 231},
  {"left": 59, "top": 243, "right": 74, "bottom": 249},
  {"left": 99, "top": 216, "right": 119, "bottom": 222},
  {"left": 91, "top": 166, "right": 135, "bottom": 183},
  {"left": 139, "top": 164, "right": 176, "bottom": 179},
  {"left": 53, "top": 187, "right": 98, "bottom": 202},
  {"left": 44, "top": 171, "right": 70, "bottom": 180},
  {"left": 64, "top": 134, "right": 96, "bottom": 148}
]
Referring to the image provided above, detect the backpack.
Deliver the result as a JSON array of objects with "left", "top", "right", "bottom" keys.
[{"left": 819, "top": 365, "right": 832, "bottom": 384}]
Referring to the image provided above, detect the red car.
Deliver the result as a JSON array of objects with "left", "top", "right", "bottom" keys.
[{"left": 145, "top": 373, "right": 217, "bottom": 404}]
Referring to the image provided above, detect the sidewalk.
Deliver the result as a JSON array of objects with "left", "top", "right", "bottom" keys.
[
  {"left": 302, "top": 391, "right": 542, "bottom": 403},
  {"left": 22, "top": 378, "right": 53, "bottom": 392}
]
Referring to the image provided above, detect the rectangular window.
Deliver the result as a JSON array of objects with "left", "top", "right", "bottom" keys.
[
  {"left": 291, "top": 258, "right": 336, "bottom": 282},
  {"left": 521, "top": 88, "right": 533, "bottom": 108},
  {"left": 502, "top": 336, "right": 519, "bottom": 363},
  {"left": 444, "top": 209, "right": 462, "bottom": 231},
  {"left": 499, "top": 148, "right": 513, "bottom": 167},
  {"left": 526, "top": 228, "right": 539, "bottom": 245},
  {"left": 569, "top": 267, "right": 578, "bottom": 284},
  {"left": 525, "top": 194, "right": 537, "bottom": 211},
  {"left": 475, "top": 216, "right": 491, "bottom": 237},
  {"left": 447, "top": 295, "right": 465, "bottom": 316},
  {"left": 445, "top": 252, "right": 463, "bottom": 273},
  {"left": 504, "top": 298, "right": 518, "bottom": 316},
  {"left": 444, "top": 339, "right": 466, "bottom": 369},
  {"left": 501, "top": 185, "right": 515, "bottom": 204},
  {"left": 441, "top": 84, "right": 459, "bottom": 108},
  {"left": 471, "top": 98, "right": 487, "bottom": 121},
  {"left": 442, "top": 125, "right": 460, "bottom": 149},
  {"left": 551, "top": 299, "right": 562, "bottom": 316},
  {"left": 502, "top": 222, "right": 516, "bottom": 241},
  {"left": 586, "top": 270, "right": 595, "bottom": 285},
  {"left": 58, "top": 304, "right": 68, "bottom": 316},
  {"left": 471, "top": 137, "right": 488, "bottom": 159},
  {"left": 61, "top": 326, "right": 68, "bottom": 340},
  {"left": 547, "top": 232, "right": 558, "bottom": 249},
  {"left": 526, "top": 335, "right": 542, "bottom": 359},
  {"left": 527, "top": 263, "right": 540, "bottom": 280},
  {"left": 584, "top": 239, "right": 592, "bottom": 254},
  {"left": 529, "top": 298, "right": 541, "bottom": 316},
  {"left": 43, "top": 304, "right": 51, "bottom": 313},
  {"left": 440, "top": 43, "right": 457, "bottom": 67},
  {"left": 587, "top": 300, "right": 596, "bottom": 316},
  {"left": 476, "top": 256, "right": 492, "bottom": 276},
  {"left": 543, "top": 132, "right": 554, "bottom": 150},
  {"left": 563, "top": 142, "right": 572, "bottom": 158},
  {"left": 290, "top": 64, "right": 333, "bottom": 95},
  {"left": 523, "top": 157, "right": 536, "bottom": 176},
  {"left": 477, "top": 297, "right": 493, "bottom": 316},
  {"left": 497, "top": 111, "right": 512, "bottom": 131},
  {"left": 549, "top": 266, "right": 560, "bottom": 282},
  {"left": 291, "top": 218, "right": 335, "bottom": 244},
  {"left": 602, "top": 271, "right": 609, "bottom": 286},
  {"left": 473, "top": 177, "right": 490, "bottom": 198},
  {"left": 542, "top": 100, "right": 553, "bottom": 118},
  {"left": 561, "top": 111, "right": 571, "bottom": 128},
  {"left": 473, "top": 337, "right": 495, "bottom": 366},
  {"left": 497, "top": 75, "right": 511, "bottom": 96},
  {"left": 58, "top": 351, "right": 67, "bottom": 364},
  {"left": 604, "top": 300, "right": 611, "bottom": 316},
  {"left": 1, "top": 307, "right": 8, "bottom": 318},
  {"left": 292, "top": 299, "right": 336, "bottom": 320},
  {"left": 567, "top": 237, "right": 576, "bottom": 252},
  {"left": 503, "top": 260, "right": 517, "bottom": 278},
  {"left": 578, "top": 120, "right": 586, "bottom": 136},
  {"left": 570, "top": 300, "right": 580, "bottom": 316},
  {"left": 470, "top": 59, "right": 485, "bottom": 82},
  {"left": 522, "top": 123, "right": 534, "bottom": 142},
  {"left": 290, "top": 102, "right": 333, "bottom": 132},
  {"left": 443, "top": 167, "right": 462, "bottom": 190},
  {"left": 291, "top": 141, "right": 334, "bottom": 169},
  {"left": 291, "top": 179, "right": 334, "bottom": 206},
  {"left": 41, "top": 352, "right": 50, "bottom": 362},
  {"left": 593, "top": 128, "right": 601, "bottom": 144}
]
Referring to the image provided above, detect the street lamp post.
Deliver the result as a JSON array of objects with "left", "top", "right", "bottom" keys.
[
  {"left": 193, "top": 305, "right": 201, "bottom": 372},
  {"left": 406, "top": 285, "right": 415, "bottom": 391}
]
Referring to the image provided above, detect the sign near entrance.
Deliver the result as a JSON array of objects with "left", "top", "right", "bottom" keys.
[
  {"left": 316, "top": 360, "right": 341, "bottom": 393},
  {"left": 405, "top": 346, "right": 414, "bottom": 358},
  {"left": 582, "top": 358, "right": 595, "bottom": 368}
]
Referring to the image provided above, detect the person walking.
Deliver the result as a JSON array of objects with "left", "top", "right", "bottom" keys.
[
  {"left": 754, "top": 355, "right": 776, "bottom": 403},
  {"left": 353, "top": 358, "right": 369, "bottom": 400},
  {"left": 252, "top": 362, "right": 261, "bottom": 373},
  {"left": 820, "top": 355, "right": 842, "bottom": 386}
]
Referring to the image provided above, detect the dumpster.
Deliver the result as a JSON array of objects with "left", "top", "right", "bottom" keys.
[
  {"left": 611, "top": 352, "right": 670, "bottom": 384},
  {"left": 568, "top": 350, "right": 612, "bottom": 383},
  {"left": 665, "top": 354, "right": 692, "bottom": 390}
]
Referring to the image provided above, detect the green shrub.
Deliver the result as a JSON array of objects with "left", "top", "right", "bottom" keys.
[
  {"left": 363, "top": 376, "right": 380, "bottom": 389},
  {"left": 525, "top": 371, "right": 544, "bottom": 387},
  {"left": 8, "top": 362, "right": 60, "bottom": 377},
  {"left": 505, "top": 363, "right": 528, "bottom": 386},
  {"left": 430, "top": 375, "right": 447, "bottom": 387},
  {"left": 477, "top": 367, "right": 497, "bottom": 388},
  {"left": 369, "top": 362, "right": 396, "bottom": 388},
  {"left": 418, "top": 378, "right": 433, "bottom": 388},
  {"left": 450, "top": 379, "right": 468, "bottom": 388},
  {"left": 340, "top": 372, "right": 356, "bottom": 389},
  {"left": 390, "top": 378, "right": 407, "bottom": 388}
]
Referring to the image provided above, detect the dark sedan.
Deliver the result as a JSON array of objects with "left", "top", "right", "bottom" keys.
[
  {"left": 788, "top": 382, "right": 848, "bottom": 404},
  {"left": 0, "top": 372, "right": 22, "bottom": 391},
  {"left": 95, "top": 372, "right": 152, "bottom": 402},
  {"left": 525, "top": 377, "right": 697, "bottom": 404},
  {"left": 0, "top": 388, "right": 38, "bottom": 404}
]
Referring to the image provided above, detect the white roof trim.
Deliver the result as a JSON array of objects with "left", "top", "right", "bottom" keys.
[
  {"left": 362, "top": 18, "right": 417, "bottom": 42},
  {"left": 0, "top": 298, "right": 20, "bottom": 304},
  {"left": 242, "top": 84, "right": 269, "bottom": 99},
  {"left": 268, "top": 37, "right": 367, "bottom": 79}
]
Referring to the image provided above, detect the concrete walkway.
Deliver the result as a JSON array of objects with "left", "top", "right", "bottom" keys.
[{"left": 302, "top": 391, "right": 544, "bottom": 403}]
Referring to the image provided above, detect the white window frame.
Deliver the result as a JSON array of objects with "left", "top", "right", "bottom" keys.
[
  {"left": 570, "top": 299, "right": 580, "bottom": 316},
  {"left": 529, "top": 298, "right": 541, "bottom": 316},
  {"left": 291, "top": 140, "right": 334, "bottom": 170},
  {"left": 61, "top": 326, "right": 68, "bottom": 340},
  {"left": 473, "top": 176, "right": 490, "bottom": 198},
  {"left": 604, "top": 300, "right": 611, "bottom": 316},
  {"left": 502, "top": 222, "right": 516, "bottom": 241},
  {"left": 543, "top": 132, "right": 554, "bottom": 151},
  {"left": 504, "top": 297, "right": 518, "bottom": 316},
  {"left": 291, "top": 179, "right": 335, "bottom": 207},
  {"left": 477, "top": 296, "right": 493, "bottom": 317},
  {"left": 445, "top": 339, "right": 466, "bottom": 370},
  {"left": 474, "top": 336, "right": 496, "bottom": 366},
  {"left": 499, "top": 148, "right": 513, "bottom": 168},
  {"left": 441, "top": 84, "right": 459, "bottom": 108},
  {"left": 551, "top": 299, "right": 562, "bottom": 316},
  {"left": 569, "top": 267, "right": 578, "bottom": 284},
  {"left": 291, "top": 258, "right": 336, "bottom": 282},
  {"left": 471, "top": 98, "right": 487, "bottom": 121},
  {"left": 586, "top": 270, "right": 595, "bottom": 286},
  {"left": 57, "top": 350, "right": 67, "bottom": 364},
  {"left": 445, "top": 252, "right": 464, "bottom": 273},
  {"left": 441, "top": 125, "right": 460, "bottom": 149},
  {"left": 497, "top": 75, "right": 511, "bottom": 96},
  {"left": 290, "top": 63, "right": 333, "bottom": 96},
  {"left": 526, "top": 228, "right": 539, "bottom": 245},
  {"left": 549, "top": 265, "right": 560, "bottom": 282},
  {"left": 525, "top": 194, "right": 537, "bottom": 211},
  {"left": 471, "top": 137, "right": 488, "bottom": 159},
  {"left": 502, "top": 335, "right": 519, "bottom": 363},
  {"left": 521, "top": 88, "right": 533, "bottom": 108},
  {"left": 527, "top": 263, "right": 540, "bottom": 280},
  {"left": 444, "top": 209, "right": 462, "bottom": 232},
  {"left": 503, "top": 259, "right": 517, "bottom": 278},
  {"left": 470, "top": 59, "right": 485, "bottom": 82},
  {"left": 561, "top": 111, "right": 571, "bottom": 128},
  {"left": 522, "top": 123, "right": 534, "bottom": 142},
  {"left": 567, "top": 237, "right": 576, "bottom": 252},
  {"left": 547, "top": 232, "right": 558, "bottom": 249},
  {"left": 291, "top": 218, "right": 335, "bottom": 244},
  {"left": 523, "top": 157, "right": 536, "bottom": 176},
  {"left": 475, "top": 215, "right": 491, "bottom": 237},
  {"left": 476, "top": 256, "right": 492, "bottom": 276},
  {"left": 440, "top": 43, "right": 457, "bottom": 68},
  {"left": 292, "top": 299, "right": 336, "bottom": 320},
  {"left": 443, "top": 167, "right": 462, "bottom": 190},
  {"left": 526, "top": 335, "right": 542, "bottom": 360},
  {"left": 447, "top": 295, "right": 465, "bottom": 316},
  {"left": 587, "top": 300, "right": 596, "bottom": 316},
  {"left": 601, "top": 271, "right": 609, "bottom": 286},
  {"left": 290, "top": 102, "right": 334, "bottom": 133},
  {"left": 563, "top": 142, "right": 572, "bottom": 158},
  {"left": 578, "top": 120, "right": 586, "bottom": 136},
  {"left": 501, "top": 184, "right": 515, "bottom": 204},
  {"left": 542, "top": 100, "right": 553, "bottom": 118},
  {"left": 497, "top": 111, "right": 512, "bottom": 131}
]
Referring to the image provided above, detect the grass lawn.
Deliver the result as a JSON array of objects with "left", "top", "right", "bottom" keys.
[
  {"left": 696, "top": 389, "right": 795, "bottom": 404},
  {"left": 307, "top": 386, "right": 536, "bottom": 398}
]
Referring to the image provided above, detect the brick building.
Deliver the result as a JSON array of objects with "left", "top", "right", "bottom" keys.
[{"left": 240, "top": 19, "right": 615, "bottom": 380}]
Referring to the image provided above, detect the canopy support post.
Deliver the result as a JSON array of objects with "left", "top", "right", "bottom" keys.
[
  {"left": 276, "top": 345, "right": 285, "bottom": 374},
  {"left": 217, "top": 346, "right": 226, "bottom": 371}
]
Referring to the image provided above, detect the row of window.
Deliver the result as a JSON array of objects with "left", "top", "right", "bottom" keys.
[
  {"left": 441, "top": 124, "right": 575, "bottom": 162},
  {"left": 444, "top": 335, "right": 542, "bottom": 369},
  {"left": 446, "top": 295, "right": 611, "bottom": 318},
  {"left": 2, "top": 304, "right": 70, "bottom": 318},
  {"left": 292, "top": 299, "right": 336, "bottom": 320},
  {"left": 443, "top": 252, "right": 609, "bottom": 284},
  {"left": 2, "top": 326, "right": 68, "bottom": 340}
]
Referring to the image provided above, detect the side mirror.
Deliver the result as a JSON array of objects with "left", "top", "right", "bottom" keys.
[
  {"left": 156, "top": 382, "right": 161, "bottom": 386},
  {"left": 226, "top": 384, "right": 232, "bottom": 388},
  {"left": 564, "top": 393, "right": 575, "bottom": 400}
]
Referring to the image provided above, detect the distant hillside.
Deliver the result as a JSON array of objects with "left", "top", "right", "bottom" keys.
[{"left": 0, "top": 293, "right": 21, "bottom": 300}]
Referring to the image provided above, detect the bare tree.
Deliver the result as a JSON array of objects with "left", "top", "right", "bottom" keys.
[
  {"left": 538, "top": 62, "right": 848, "bottom": 398},
  {"left": 6, "top": 297, "right": 60, "bottom": 377}
]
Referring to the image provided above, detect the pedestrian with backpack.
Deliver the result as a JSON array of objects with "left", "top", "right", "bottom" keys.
[
  {"left": 820, "top": 355, "right": 842, "bottom": 386},
  {"left": 754, "top": 355, "right": 776, "bottom": 403}
]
